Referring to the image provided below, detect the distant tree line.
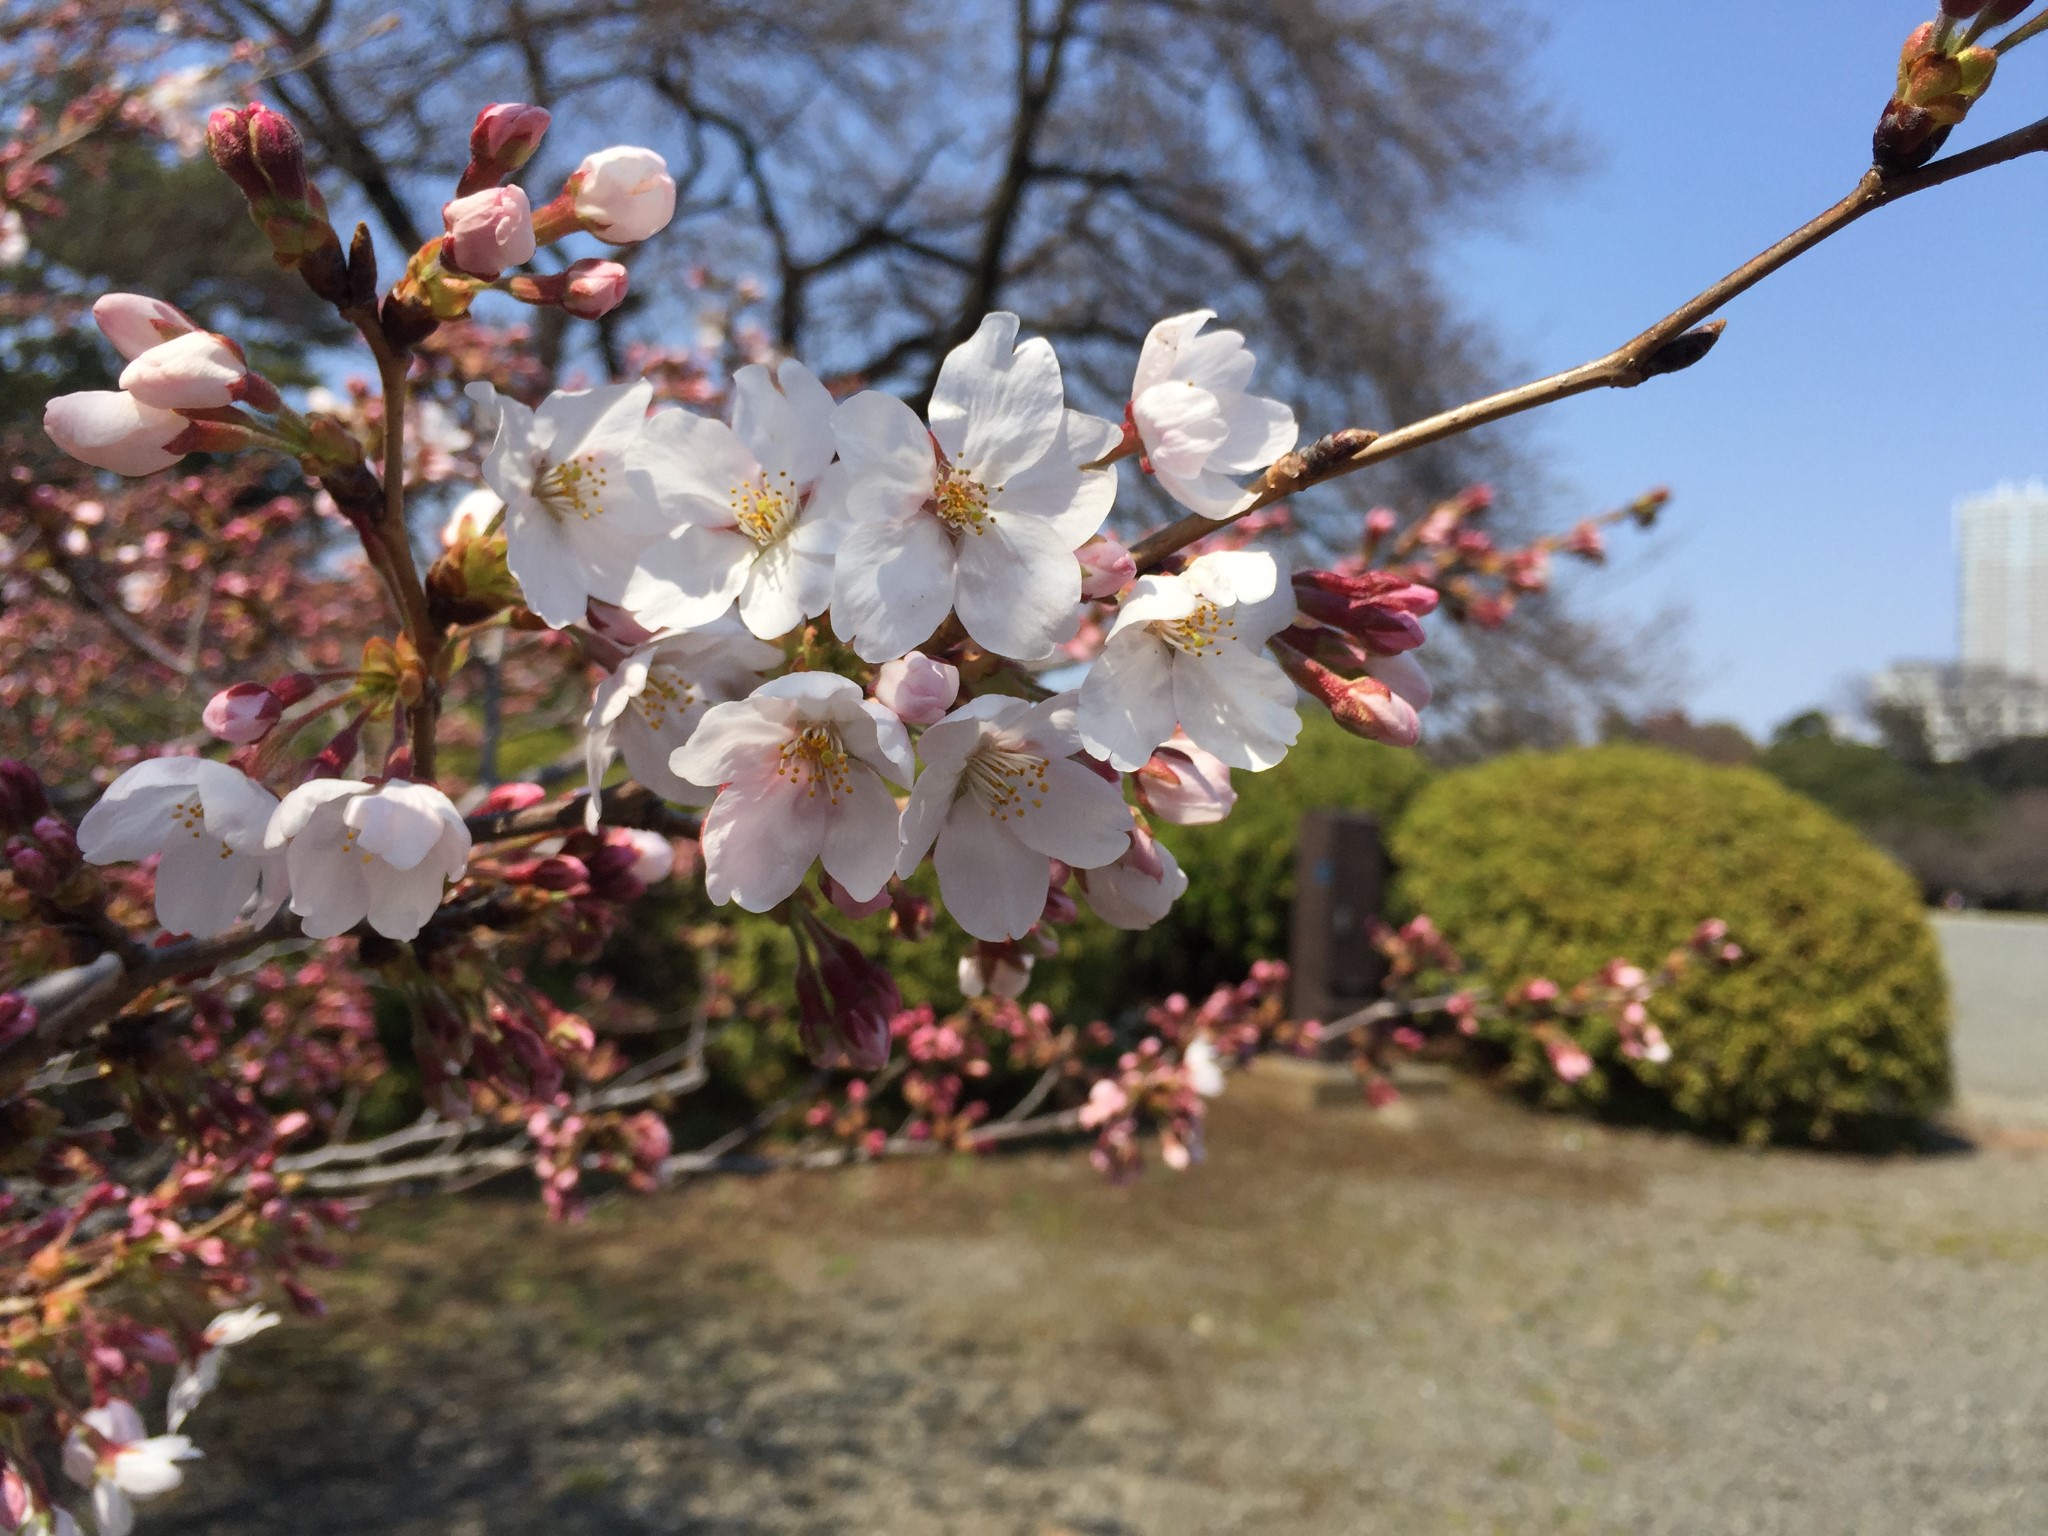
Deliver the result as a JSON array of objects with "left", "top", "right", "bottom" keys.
[{"left": 1603, "top": 708, "right": 2048, "bottom": 911}]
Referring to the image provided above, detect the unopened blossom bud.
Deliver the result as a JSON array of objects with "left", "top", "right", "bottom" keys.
[
  {"left": 245, "top": 102, "right": 311, "bottom": 203},
  {"left": 563, "top": 259, "right": 629, "bottom": 318},
  {"left": 1520, "top": 977, "right": 1559, "bottom": 1005},
  {"left": 568, "top": 146, "right": 676, "bottom": 243},
  {"left": 1369, "top": 651, "right": 1432, "bottom": 711},
  {"left": 31, "top": 816, "right": 80, "bottom": 866},
  {"left": 1291, "top": 569, "right": 1438, "bottom": 654},
  {"left": 581, "top": 843, "right": 647, "bottom": 903},
  {"left": 441, "top": 185, "right": 536, "bottom": 278},
  {"left": 1136, "top": 736, "right": 1235, "bottom": 826},
  {"left": 1542, "top": 1030, "right": 1594, "bottom": 1084},
  {"left": 119, "top": 330, "right": 248, "bottom": 410},
  {"left": 208, "top": 103, "right": 346, "bottom": 298},
  {"left": 959, "top": 943, "right": 1032, "bottom": 1000},
  {"left": 203, "top": 682, "right": 283, "bottom": 743},
  {"left": 612, "top": 828, "right": 675, "bottom": 885},
  {"left": 475, "top": 780, "right": 548, "bottom": 815},
  {"left": 824, "top": 872, "right": 892, "bottom": 919},
  {"left": 872, "top": 651, "right": 959, "bottom": 725},
  {"left": 206, "top": 105, "right": 268, "bottom": 201},
  {"left": 1364, "top": 507, "right": 1398, "bottom": 542},
  {"left": 43, "top": 390, "right": 188, "bottom": 476},
  {"left": 517, "top": 854, "right": 589, "bottom": 892},
  {"left": 460, "top": 102, "right": 551, "bottom": 195},
  {"left": 1692, "top": 918, "right": 1729, "bottom": 949},
  {"left": 93, "top": 292, "right": 200, "bottom": 360},
  {"left": 1563, "top": 520, "right": 1606, "bottom": 561},
  {"left": 1272, "top": 640, "right": 1422, "bottom": 748},
  {"left": 1077, "top": 537, "right": 1137, "bottom": 600},
  {"left": 0, "top": 761, "right": 50, "bottom": 830},
  {"left": 7, "top": 842, "right": 55, "bottom": 894}
]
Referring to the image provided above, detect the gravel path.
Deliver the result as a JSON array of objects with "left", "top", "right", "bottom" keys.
[
  {"left": 1935, "top": 912, "right": 2048, "bottom": 1120},
  {"left": 153, "top": 1066, "right": 2048, "bottom": 1536}
]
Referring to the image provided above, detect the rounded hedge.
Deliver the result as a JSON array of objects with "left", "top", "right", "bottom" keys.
[{"left": 1391, "top": 744, "right": 1951, "bottom": 1145}]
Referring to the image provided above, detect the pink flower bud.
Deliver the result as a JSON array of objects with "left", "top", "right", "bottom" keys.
[
  {"left": 562, "top": 259, "right": 629, "bottom": 318},
  {"left": 245, "top": 102, "right": 311, "bottom": 202},
  {"left": 469, "top": 103, "right": 550, "bottom": 172},
  {"left": 1364, "top": 507, "right": 1398, "bottom": 541},
  {"left": 1367, "top": 651, "right": 1432, "bottom": 711},
  {"left": 1563, "top": 520, "right": 1606, "bottom": 561},
  {"left": 92, "top": 292, "right": 200, "bottom": 360},
  {"left": 43, "top": 390, "right": 188, "bottom": 475},
  {"left": 1136, "top": 736, "right": 1235, "bottom": 825},
  {"left": 119, "top": 330, "right": 248, "bottom": 410},
  {"left": 441, "top": 185, "right": 536, "bottom": 278},
  {"left": 1542, "top": 1031, "right": 1594, "bottom": 1084},
  {"left": 873, "top": 651, "right": 959, "bottom": 725},
  {"left": 476, "top": 780, "right": 548, "bottom": 814},
  {"left": 1274, "top": 640, "right": 1421, "bottom": 747},
  {"left": 824, "top": 871, "right": 891, "bottom": 919},
  {"left": 202, "top": 682, "right": 282, "bottom": 743},
  {"left": 1521, "top": 977, "right": 1559, "bottom": 1005},
  {"left": 571, "top": 146, "right": 676, "bottom": 243},
  {"left": 612, "top": 827, "right": 675, "bottom": 885},
  {"left": 1077, "top": 537, "right": 1137, "bottom": 600},
  {"left": 1078, "top": 1078, "right": 1129, "bottom": 1129}
]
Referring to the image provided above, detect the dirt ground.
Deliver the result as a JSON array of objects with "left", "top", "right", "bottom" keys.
[{"left": 150, "top": 1063, "right": 2048, "bottom": 1536}]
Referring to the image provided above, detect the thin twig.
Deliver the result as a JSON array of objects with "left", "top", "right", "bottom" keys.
[{"left": 1130, "top": 114, "right": 2048, "bottom": 572}]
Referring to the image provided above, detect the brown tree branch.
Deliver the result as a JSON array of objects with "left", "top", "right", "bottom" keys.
[{"left": 1130, "top": 114, "right": 2048, "bottom": 571}]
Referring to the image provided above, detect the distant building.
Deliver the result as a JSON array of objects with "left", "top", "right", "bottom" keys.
[
  {"left": 1958, "top": 482, "right": 2048, "bottom": 682},
  {"left": 1871, "top": 661, "right": 2048, "bottom": 762}
]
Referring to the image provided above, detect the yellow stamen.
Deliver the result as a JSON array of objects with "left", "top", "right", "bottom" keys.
[
  {"left": 961, "top": 738, "right": 1050, "bottom": 823},
  {"left": 776, "top": 723, "right": 853, "bottom": 805},
  {"left": 730, "top": 469, "right": 801, "bottom": 546},
  {"left": 533, "top": 452, "right": 613, "bottom": 522}
]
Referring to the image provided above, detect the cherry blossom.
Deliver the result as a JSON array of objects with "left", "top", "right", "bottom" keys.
[
  {"left": 1079, "top": 822, "right": 1189, "bottom": 930},
  {"left": 468, "top": 379, "right": 670, "bottom": 628},
  {"left": 91, "top": 293, "right": 198, "bottom": 360},
  {"left": 673, "top": 673, "right": 913, "bottom": 911},
  {"left": 571, "top": 146, "right": 677, "bottom": 243},
  {"left": 167, "top": 1305, "right": 281, "bottom": 1431},
  {"left": 1078, "top": 549, "right": 1301, "bottom": 771},
  {"left": 872, "top": 650, "right": 959, "bottom": 726},
  {"left": 583, "top": 621, "right": 783, "bottom": 827},
  {"left": 1128, "top": 310, "right": 1298, "bottom": 517},
  {"left": 622, "top": 361, "right": 849, "bottom": 638},
  {"left": 1183, "top": 1037, "right": 1227, "bottom": 1098},
  {"left": 831, "top": 312, "right": 1119, "bottom": 662},
  {"left": 442, "top": 186, "right": 536, "bottom": 277},
  {"left": 201, "top": 682, "right": 282, "bottom": 744},
  {"left": 264, "top": 779, "right": 472, "bottom": 940},
  {"left": 1133, "top": 732, "right": 1236, "bottom": 825},
  {"left": 896, "top": 693, "right": 1130, "bottom": 941},
  {"left": 119, "top": 331, "right": 247, "bottom": 410},
  {"left": 61, "top": 1400, "right": 199, "bottom": 1536},
  {"left": 77, "top": 758, "right": 288, "bottom": 939},
  {"left": 42, "top": 392, "right": 188, "bottom": 476}
]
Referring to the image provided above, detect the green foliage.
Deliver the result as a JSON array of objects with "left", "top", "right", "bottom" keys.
[
  {"left": 1758, "top": 726, "right": 1991, "bottom": 834},
  {"left": 1392, "top": 745, "right": 1952, "bottom": 1146}
]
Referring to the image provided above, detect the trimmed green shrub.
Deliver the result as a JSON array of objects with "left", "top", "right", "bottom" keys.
[{"left": 1391, "top": 744, "right": 1951, "bottom": 1145}]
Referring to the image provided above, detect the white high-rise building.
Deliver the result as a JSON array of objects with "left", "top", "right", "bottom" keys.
[{"left": 1958, "top": 481, "right": 2048, "bottom": 681}]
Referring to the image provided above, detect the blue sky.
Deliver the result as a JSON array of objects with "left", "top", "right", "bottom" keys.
[{"left": 1444, "top": 0, "right": 2048, "bottom": 736}]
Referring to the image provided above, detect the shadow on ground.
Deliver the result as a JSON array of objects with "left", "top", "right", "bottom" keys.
[{"left": 155, "top": 1065, "right": 2048, "bottom": 1536}]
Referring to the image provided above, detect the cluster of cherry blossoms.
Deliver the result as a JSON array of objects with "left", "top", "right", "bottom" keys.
[{"left": 47, "top": 251, "right": 1443, "bottom": 999}]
